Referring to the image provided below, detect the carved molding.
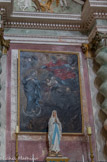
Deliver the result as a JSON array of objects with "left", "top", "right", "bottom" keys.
[
  {"left": 4, "top": 34, "right": 88, "bottom": 45},
  {"left": 12, "top": 11, "right": 81, "bottom": 20},
  {"left": 4, "top": 21, "right": 82, "bottom": 31}
]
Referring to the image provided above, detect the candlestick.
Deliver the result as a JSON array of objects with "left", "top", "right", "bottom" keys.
[
  {"left": 87, "top": 126, "right": 94, "bottom": 162},
  {"left": 15, "top": 132, "right": 18, "bottom": 162}
]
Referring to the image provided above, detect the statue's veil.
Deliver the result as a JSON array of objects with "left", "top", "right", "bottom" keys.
[{"left": 50, "top": 110, "right": 60, "bottom": 123}]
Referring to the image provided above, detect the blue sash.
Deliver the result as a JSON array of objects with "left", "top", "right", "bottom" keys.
[{"left": 52, "top": 123, "right": 60, "bottom": 145}]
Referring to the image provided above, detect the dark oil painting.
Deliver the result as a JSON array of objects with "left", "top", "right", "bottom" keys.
[{"left": 18, "top": 51, "right": 82, "bottom": 134}]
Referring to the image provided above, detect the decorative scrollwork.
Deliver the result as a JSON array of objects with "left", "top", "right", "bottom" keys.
[
  {"left": 89, "top": 32, "right": 107, "bottom": 52},
  {"left": 89, "top": 32, "right": 102, "bottom": 51}
]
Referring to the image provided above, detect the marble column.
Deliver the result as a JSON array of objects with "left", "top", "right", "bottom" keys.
[
  {"left": 96, "top": 47, "right": 107, "bottom": 115},
  {"left": 82, "top": 33, "right": 107, "bottom": 160},
  {"left": 95, "top": 47, "right": 107, "bottom": 145}
]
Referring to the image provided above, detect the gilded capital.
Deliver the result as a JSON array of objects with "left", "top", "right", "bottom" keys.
[
  {"left": 81, "top": 32, "right": 107, "bottom": 58},
  {"left": 0, "top": 28, "right": 10, "bottom": 54}
]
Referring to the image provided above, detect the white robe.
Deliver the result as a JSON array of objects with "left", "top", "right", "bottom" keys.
[{"left": 48, "top": 116, "right": 62, "bottom": 152}]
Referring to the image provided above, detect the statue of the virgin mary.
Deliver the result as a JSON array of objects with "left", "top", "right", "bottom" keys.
[{"left": 48, "top": 110, "right": 62, "bottom": 156}]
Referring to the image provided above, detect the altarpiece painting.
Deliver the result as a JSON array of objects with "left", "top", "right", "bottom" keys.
[{"left": 18, "top": 50, "right": 83, "bottom": 134}]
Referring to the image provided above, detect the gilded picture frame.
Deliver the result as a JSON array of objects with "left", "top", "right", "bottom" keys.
[{"left": 18, "top": 49, "right": 84, "bottom": 135}]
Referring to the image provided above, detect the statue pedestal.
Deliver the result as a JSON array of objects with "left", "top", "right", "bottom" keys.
[{"left": 46, "top": 157, "right": 69, "bottom": 162}]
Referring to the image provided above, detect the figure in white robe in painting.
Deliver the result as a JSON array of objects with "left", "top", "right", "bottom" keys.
[
  {"left": 60, "top": 0, "right": 68, "bottom": 7},
  {"left": 18, "top": 0, "right": 32, "bottom": 11},
  {"left": 48, "top": 110, "right": 62, "bottom": 156}
]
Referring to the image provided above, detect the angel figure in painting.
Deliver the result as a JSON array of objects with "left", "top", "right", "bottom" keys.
[{"left": 48, "top": 110, "right": 62, "bottom": 157}]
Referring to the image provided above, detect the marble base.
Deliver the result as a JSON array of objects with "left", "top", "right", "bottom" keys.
[{"left": 46, "top": 156, "right": 69, "bottom": 162}]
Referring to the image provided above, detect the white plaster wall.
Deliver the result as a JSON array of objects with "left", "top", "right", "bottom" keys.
[{"left": 87, "top": 59, "right": 107, "bottom": 161}]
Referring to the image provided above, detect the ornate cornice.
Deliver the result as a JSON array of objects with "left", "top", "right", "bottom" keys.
[{"left": 0, "top": 0, "right": 106, "bottom": 32}]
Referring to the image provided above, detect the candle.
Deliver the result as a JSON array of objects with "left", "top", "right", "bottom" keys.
[
  {"left": 32, "top": 154, "right": 34, "bottom": 162},
  {"left": 87, "top": 127, "right": 92, "bottom": 135},
  {"left": 16, "top": 126, "right": 19, "bottom": 133},
  {"left": 82, "top": 154, "right": 84, "bottom": 162}
]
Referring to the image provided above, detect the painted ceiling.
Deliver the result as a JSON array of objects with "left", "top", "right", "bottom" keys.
[{"left": 13, "top": 0, "right": 84, "bottom": 14}]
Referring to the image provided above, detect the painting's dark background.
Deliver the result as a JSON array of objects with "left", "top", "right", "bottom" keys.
[{"left": 19, "top": 51, "right": 82, "bottom": 133}]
